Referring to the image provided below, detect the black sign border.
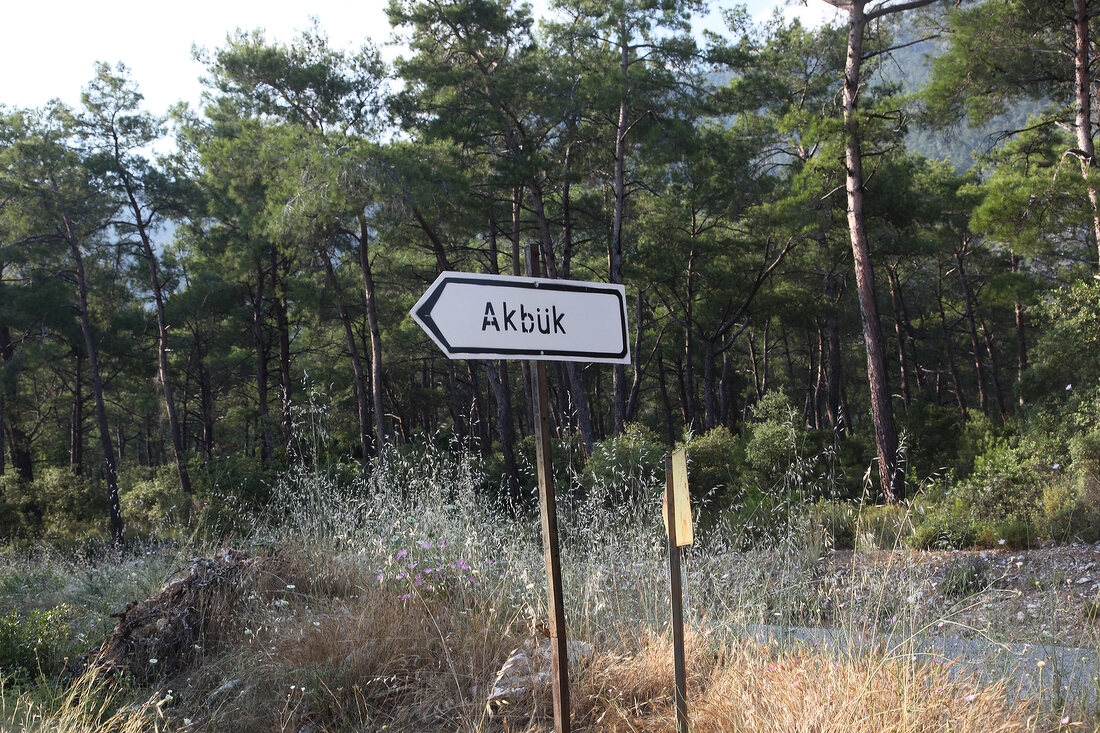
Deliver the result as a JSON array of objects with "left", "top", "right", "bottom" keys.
[{"left": 415, "top": 274, "right": 630, "bottom": 361}]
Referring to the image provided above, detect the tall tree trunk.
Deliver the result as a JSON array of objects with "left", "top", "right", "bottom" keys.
[
  {"left": 527, "top": 181, "right": 595, "bottom": 453},
  {"left": 703, "top": 340, "right": 718, "bottom": 430},
  {"left": 513, "top": 187, "right": 535, "bottom": 436},
  {"left": 683, "top": 248, "right": 698, "bottom": 427},
  {"left": 250, "top": 264, "right": 272, "bottom": 468},
  {"left": 936, "top": 272, "right": 967, "bottom": 411},
  {"left": 0, "top": 388, "right": 5, "bottom": 477},
  {"left": 610, "top": 18, "right": 630, "bottom": 435},
  {"left": 199, "top": 354, "right": 215, "bottom": 460},
  {"left": 319, "top": 245, "right": 372, "bottom": 462},
  {"left": 1011, "top": 251, "right": 1027, "bottom": 406},
  {"left": 71, "top": 350, "right": 84, "bottom": 475},
  {"left": 980, "top": 319, "right": 1008, "bottom": 425},
  {"left": 838, "top": 0, "right": 904, "bottom": 501},
  {"left": 954, "top": 243, "right": 990, "bottom": 414},
  {"left": 61, "top": 212, "right": 122, "bottom": 544},
  {"left": 720, "top": 350, "right": 734, "bottom": 428},
  {"left": 656, "top": 351, "right": 677, "bottom": 445},
  {"left": 0, "top": 325, "right": 33, "bottom": 482},
  {"left": 486, "top": 361, "right": 522, "bottom": 501},
  {"left": 825, "top": 295, "right": 845, "bottom": 435},
  {"left": 624, "top": 291, "right": 646, "bottom": 424},
  {"left": 468, "top": 362, "right": 491, "bottom": 452},
  {"left": 118, "top": 165, "right": 192, "bottom": 494},
  {"left": 270, "top": 248, "right": 293, "bottom": 455},
  {"left": 1072, "top": 0, "right": 1100, "bottom": 267},
  {"left": 357, "top": 214, "right": 387, "bottom": 453},
  {"left": 886, "top": 265, "right": 912, "bottom": 409},
  {"left": 487, "top": 215, "right": 520, "bottom": 492}
]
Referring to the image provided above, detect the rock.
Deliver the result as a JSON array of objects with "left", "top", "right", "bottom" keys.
[
  {"left": 486, "top": 639, "right": 594, "bottom": 716},
  {"left": 211, "top": 678, "right": 240, "bottom": 701}
]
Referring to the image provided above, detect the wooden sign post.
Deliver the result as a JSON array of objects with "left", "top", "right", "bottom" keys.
[
  {"left": 412, "top": 261, "right": 631, "bottom": 733},
  {"left": 664, "top": 448, "right": 692, "bottom": 733}
]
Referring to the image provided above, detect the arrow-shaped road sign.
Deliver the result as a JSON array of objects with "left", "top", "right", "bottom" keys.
[{"left": 411, "top": 271, "right": 631, "bottom": 364}]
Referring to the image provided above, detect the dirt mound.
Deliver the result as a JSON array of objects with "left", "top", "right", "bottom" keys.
[{"left": 85, "top": 548, "right": 285, "bottom": 683}]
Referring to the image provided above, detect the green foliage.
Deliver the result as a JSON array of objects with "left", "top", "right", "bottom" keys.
[
  {"left": 744, "top": 391, "right": 804, "bottom": 474},
  {"left": 1040, "top": 428, "right": 1100, "bottom": 543},
  {"left": 118, "top": 465, "right": 194, "bottom": 537},
  {"left": 0, "top": 604, "right": 79, "bottom": 682},
  {"left": 809, "top": 500, "right": 856, "bottom": 550},
  {"left": 911, "top": 439, "right": 1052, "bottom": 549},
  {"left": 855, "top": 504, "right": 913, "bottom": 552},
  {"left": 581, "top": 423, "right": 666, "bottom": 500},
  {"left": 899, "top": 402, "right": 965, "bottom": 479},
  {"left": 681, "top": 426, "right": 744, "bottom": 505},
  {"left": 189, "top": 454, "right": 274, "bottom": 537},
  {"left": 0, "top": 469, "right": 107, "bottom": 541}
]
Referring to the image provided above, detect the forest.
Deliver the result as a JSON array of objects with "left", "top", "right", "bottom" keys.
[{"left": 2, "top": 0, "right": 1099, "bottom": 550}]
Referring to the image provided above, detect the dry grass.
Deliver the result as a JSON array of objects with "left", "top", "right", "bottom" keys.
[
  {"left": 2, "top": 544, "right": 1079, "bottom": 733},
  {"left": 2, "top": 441, "right": 1091, "bottom": 731},
  {"left": 572, "top": 632, "right": 1051, "bottom": 733},
  {"left": 1, "top": 669, "right": 162, "bottom": 732}
]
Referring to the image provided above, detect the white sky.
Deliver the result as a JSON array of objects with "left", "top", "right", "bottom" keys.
[{"left": 2, "top": 0, "right": 841, "bottom": 116}]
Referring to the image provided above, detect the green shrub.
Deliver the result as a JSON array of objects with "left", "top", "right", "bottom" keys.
[
  {"left": 809, "top": 500, "right": 856, "bottom": 550},
  {"left": 954, "top": 441, "right": 1046, "bottom": 528},
  {"left": 581, "top": 423, "right": 666, "bottom": 500},
  {"left": 0, "top": 604, "right": 79, "bottom": 681},
  {"left": 681, "top": 426, "right": 745, "bottom": 507},
  {"left": 190, "top": 453, "right": 273, "bottom": 535},
  {"left": 855, "top": 504, "right": 913, "bottom": 551},
  {"left": 0, "top": 468, "right": 107, "bottom": 540},
  {"left": 899, "top": 402, "right": 965, "bottom": 479},
  {"left": 744, "top": 391, "right": 803, "bottom": 473},
  {"left": 907, "top": 506, "right": 971, "bottom": 550},
  {"left": 119, "top": 464, "right": 195, "bottom": 536}
]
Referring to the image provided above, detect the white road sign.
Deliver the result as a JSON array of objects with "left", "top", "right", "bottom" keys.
[{"left": 411, "top": 272, "right": 631, "bottom": 364}]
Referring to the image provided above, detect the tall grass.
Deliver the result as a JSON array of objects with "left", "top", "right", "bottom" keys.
[{"left": 0, "top": 414, "right": 1086, "bottom": 730}]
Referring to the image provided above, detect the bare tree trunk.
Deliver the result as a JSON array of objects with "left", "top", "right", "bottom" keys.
[
  {"left": 825, "top": 292, "right": 845, "bottom": 436},
  {"left": 250, "top": 265, "right": 272, "bottom": 467},
  {"left": 936, "top": 272, "right": 967, "bottom": 411},
  {"left": 1011, "top": 251, "right": 1027, "bottom": 406},
  {"left": 886, "top": 265, "right": 912, "bottom": 409},
  {"left": 1072, "top": 0, "right": 1100, "bottom": 268},
  {"left": 624, "top": 291, "right": 647, "bottom": 424},
  {"left": 527, "top": 181, "right": 595, "bottom": 453},
  {"left": 683, "top": 249, "right": 698, "bottom": 427},
  {"left": 610, "top": 17, "right": 630, "bottom": 435},
  {"left": 954, "top": 244, "right": 990, "bottom": 414},
  {"left": 0, "top": 324, "right": 31, "bottom": 482},
  {"left": 199, "top": 355, "right": 215, "bottom": 460},
  {"left": 838, "top": 0, "right": 904, "bottom": 501},
  {"left": 657, "top": 351, "right": 677, "bottom": 445},
  {"left": 703, "top": 340, "right": 718, "bottom": 430},
  {"left": 319, "top": 245, "right": 372, "bottom": 462},
  {"left": 512, "top": 187, "right": 535, "bottom": 436},
  {"left": 487, "top": 215, "right": 520, "bottom": 493},
  {"left": 271, "top": 249, "right": 293, "bottom": 455},
  {"left": 71, "top": 350, "right": 84, "bottom": 475},
  {"left": 62, "top": 213, "right": 122, "bottom": 544},
  {"left": 358, "top": 214, "right": 387, "bottom": 453},
  {"left": 980, "top": 319, "right": 1008, "bottom": 425},
  {"left": 116, "top": 160, "right": 192, "bottom": 494}
]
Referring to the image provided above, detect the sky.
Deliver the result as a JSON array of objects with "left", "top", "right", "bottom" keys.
[{"left": 2, "top": 0, "right": 842, "bottom": 116}]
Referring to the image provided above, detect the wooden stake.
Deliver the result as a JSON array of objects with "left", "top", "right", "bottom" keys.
[
  {"left": 665, "top": 457, "right": 689, "bottom": 733},
  {"left": 531, "top": 244, "right": 570, "bottom": 733}
]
